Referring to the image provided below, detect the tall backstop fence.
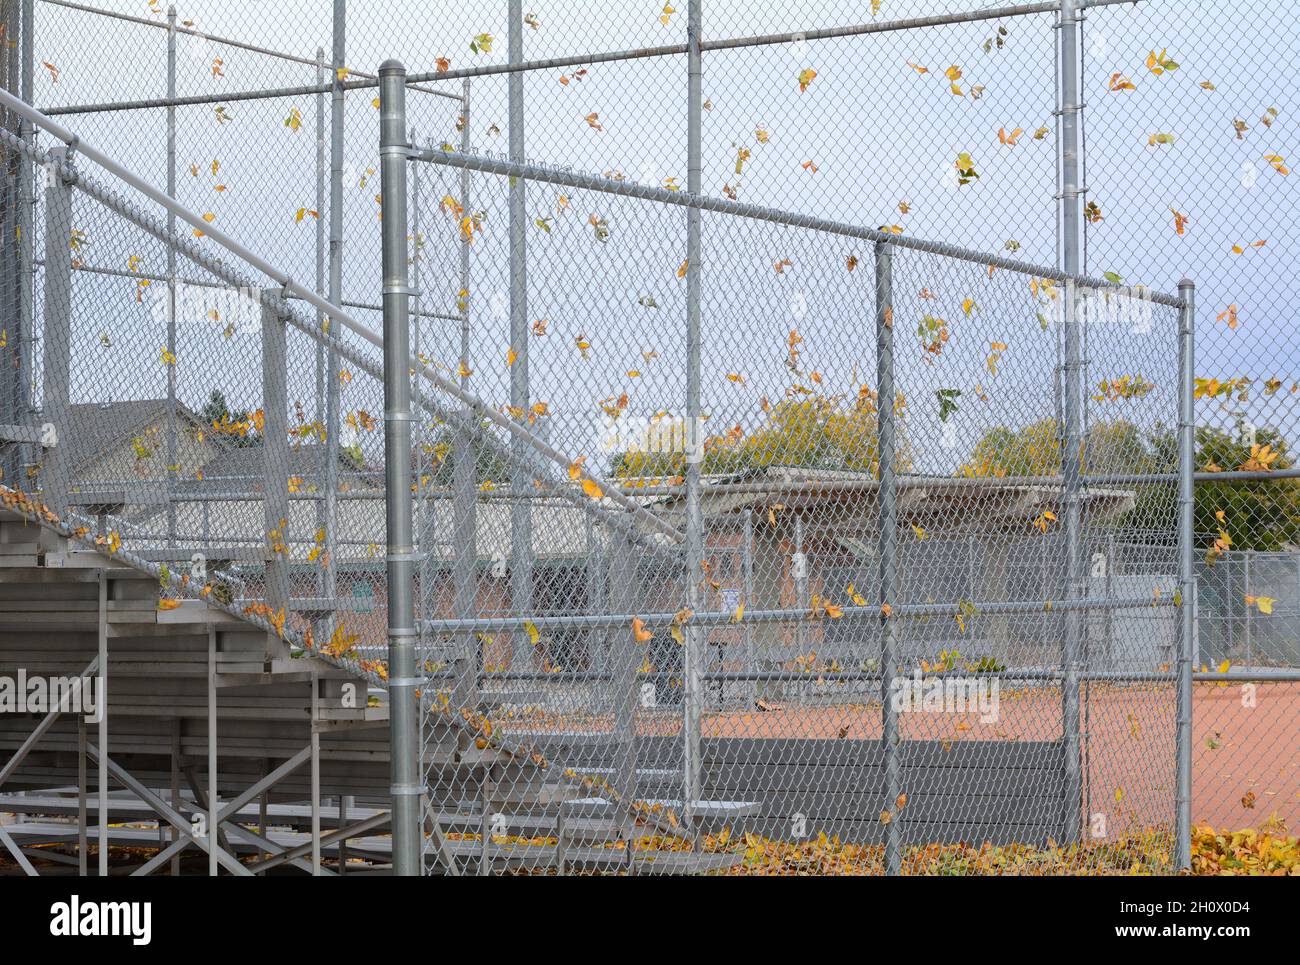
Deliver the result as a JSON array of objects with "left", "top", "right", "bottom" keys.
[{"left": 1, "top": 0, "right": 1297, "bottom": 875}]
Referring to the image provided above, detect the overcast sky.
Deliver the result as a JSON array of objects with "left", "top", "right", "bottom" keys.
[{"left": 21, "top": 0, "right": 1299, "bottom": 473}]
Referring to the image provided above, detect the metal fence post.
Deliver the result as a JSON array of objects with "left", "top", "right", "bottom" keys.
[
  {"left": 875, "top": 240, "right": 901, "bottom": 876},
  {"left": 262, "top": 299, "right": 290, "bottom": 611},
  {"left": 379, "top": 58, "right": 420, "bottom": 876},
  {"left": 452, "top": 81, "right": 479, "bottom": 716},
  {"left": 313, "top": 47, "right": 327, "bottom": 602},
  {"left": 409, "top": 126, "right": 426, "bottom": 630},
  {"left": 1175, "top": 278, "right": 1196, "bottom": 870},
  {"left": 0, "top": 0, "right": 21, "bottom": 486},
  {"left": 682, "top": 0, "right": 704, "bottom": 825},
  {"left": 1058, "top": 0, "right": 1084, "bottom": 845},
  {"left": 507, "top": 0, "right": 534, "bottom": 673},
  {"left": 608, "top": 529, "right": 639, "bottom": 861},
  {"left": 39, "top": 146, "right": 73, "bottom": 519},
  {"left": 322, "top": 0, "right": 345, "bottom": 618},
  {"left": 165, "top": 5, "right": 178, "bottom": 547},
  {"left": 16, "top": 0, "right": 34, "bottom": 481},
  {"left": 1243, "top": 550, "right": 1253, "bottom": 666}
]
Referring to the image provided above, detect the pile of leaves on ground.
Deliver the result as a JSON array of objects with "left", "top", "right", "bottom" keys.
[{"left": 692, "top": 821, "right": 1298, "bottom": 875}]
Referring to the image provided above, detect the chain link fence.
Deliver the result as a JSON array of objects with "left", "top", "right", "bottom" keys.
[{"left": 2, "top": 0, "right": 1296, "bottom": 874}]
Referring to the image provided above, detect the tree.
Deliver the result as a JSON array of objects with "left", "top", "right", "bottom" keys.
[
  {"left": 200, "top": 388, "right": 260, "bottom": 448},
  {"left": 960, "top": 418, "right": 1156, "bottom": 478},
  {"left": 1144, "top": 425, "right": 1300, "bottom": 551},
  {"left": 420, "top": 419, "right": 511, "bottom": 488},
  {"left": 609, "top": 390, "right": 909, "bottom": 478},
  {"left": 965, "top": 418, "right": 1300, "bottom": 552}
]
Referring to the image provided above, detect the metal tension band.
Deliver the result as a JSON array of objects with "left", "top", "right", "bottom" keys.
[
  {"left": 389, "top": 784, "right": 424, "bottom": 796},
  {"left": 383, "top": 285, "right": 421, "bottom": 297}
]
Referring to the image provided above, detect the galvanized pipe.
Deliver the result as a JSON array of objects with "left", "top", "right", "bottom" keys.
[
  {"left": 165, "top": 5, "right": 178, "bottom": 546},
  {"left": 1175, "top": 278, "right": 1196, "bottom": 869},
  {"left": 507, "top": 0, "right": 534, "bottom": 673},
  {"left": 418, "top": 592, "right": 1175, "bottom": 634},
  {"left": 378, "top": 59, "right": 420, "bottom": 876},
  {"left": 451, "top": 85, "right": 479, "bottom": 715},
  {"left": 313, "top": 47, "right": 327, "bottom": 606},
  {"left": 410, "top": 147, "right": 1186, "bottom": 306},
  {"left": 38, "top": 145, "right": 72, "bottom": 518},
  {"left": 875, "top": 240, "right": 902, "bottom": 876},
  {"left": 1057, "top": 0, "right": 1084, "bottom": 847},
  {"left": 682, "top": 0, "right": 705, "bottom": 824},
  {"left": 323, "top": 0, "right": 345, "bottom": 615},
  {"left": 17, "top": 0, "right": 33, "bottom": 477}
]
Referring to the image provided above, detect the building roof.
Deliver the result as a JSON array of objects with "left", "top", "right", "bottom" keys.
[
  {"left": 65, "top": 399, "right": 213, "bottom": 476},
  {"left": 191, "top": 443, "right": 371, "bottom": 489}
]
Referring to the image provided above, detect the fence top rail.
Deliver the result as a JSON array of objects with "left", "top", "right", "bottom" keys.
[
  {"left": 35, "top": 0, "right": 1145, "bottom": 115},
  {"left": 408, "top": 144, "right": 1187, "bottom": 308},
  {"left": 35, "top": 0, "right": 465, "bottom": 108},
  {"left": 399, "top": 0, "right": 1145, "bottom": 85}
]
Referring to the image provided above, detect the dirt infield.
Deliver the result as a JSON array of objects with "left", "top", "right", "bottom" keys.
[{"left": 698, "top": 681, "right": 1298, "bottom": 834}]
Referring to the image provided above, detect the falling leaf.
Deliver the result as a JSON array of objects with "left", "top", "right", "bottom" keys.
[
  {"left": 1145, "top": 48, "right": 1179, "bottom": 75},
  {"left": 1264, "top": 153, "right": 1290, "bottom": 176},
  {"left": 631, "top": 616, "right": 653, "bottom": 643},
  {"left": 1170, "top": 208, "right": 1189, "bottom": 236},
  {"left": 798, "top": 68, "right": 818, "bottom": 92},
  {"left": 954, "top": 151, "right": 979, "bottom": 185}
]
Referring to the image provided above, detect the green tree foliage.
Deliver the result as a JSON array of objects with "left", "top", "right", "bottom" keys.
[
  {"left": 609, "top": 392, "right": 906, "bottom": 478},
  {"left": 966, "top": 418, "right": 1300, "bottom": 551},
  {"left": 420, "top": 419, "right": 512, "bottom": 488}
]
